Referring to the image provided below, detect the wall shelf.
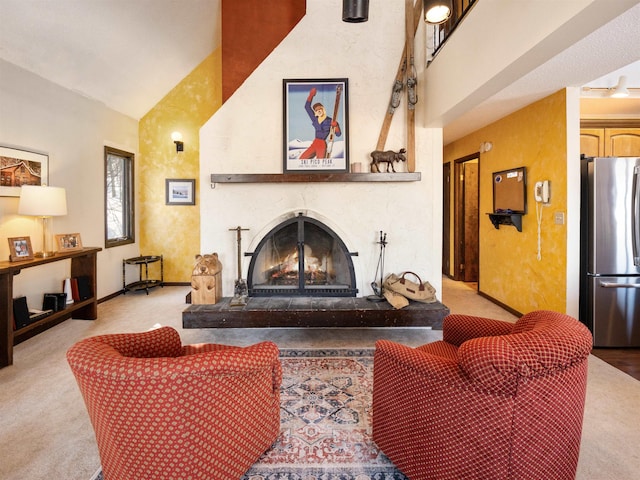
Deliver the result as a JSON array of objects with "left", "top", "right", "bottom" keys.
[
  {"left": 210, "top": 172, "right": 421, "bottom": 184},
  {"left": 487, "top": 213, "right": 523, "bottom": 232}
]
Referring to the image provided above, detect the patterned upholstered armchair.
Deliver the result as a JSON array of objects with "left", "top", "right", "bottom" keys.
[
  {"left": 373, "top": 310, "right": 593, "bottom": 480},
  {"left": 67, "top": 326, "right": 282, "bottom": 480}
]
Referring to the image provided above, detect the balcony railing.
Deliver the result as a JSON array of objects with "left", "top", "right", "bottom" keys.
[{"left": 427, "top": 0, "right": 477, "bottom": 63}]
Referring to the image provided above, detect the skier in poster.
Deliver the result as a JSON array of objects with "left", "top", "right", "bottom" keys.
[{"left": 300, "top": 87, "right": 341, "bottom": 159}]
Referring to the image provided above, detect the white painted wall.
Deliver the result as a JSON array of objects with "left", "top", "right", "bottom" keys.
[
  {"left": 200, "top": 0, "right": 444, "bottom": 298},
  {"left": 0, "top": 59, "right": 140, "bottom": 304}
]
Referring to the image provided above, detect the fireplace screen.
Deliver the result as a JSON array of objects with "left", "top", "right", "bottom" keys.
[{"left": 247, "top": 215, "right": 357, "bottom": 296}]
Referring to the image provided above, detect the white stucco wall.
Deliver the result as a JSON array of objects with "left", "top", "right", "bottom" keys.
[{"left": 200, "top": 0, "right": 443, "bottom": 298}]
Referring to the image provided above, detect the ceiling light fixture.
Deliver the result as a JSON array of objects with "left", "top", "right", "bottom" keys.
[
  {"left": 610, "top": 75, "right": 629, "bottom": 98},
  {"left": 342, "top": 0, "right": 369, "bottom": 23},
  {"left": 424, "top": 0, "right": 452, "bottom": 24},
  {"left": 581, "top": 75, "right": 639, "bottom": 98}
]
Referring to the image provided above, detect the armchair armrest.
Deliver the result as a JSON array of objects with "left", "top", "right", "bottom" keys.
[
  {"left": 443, "top": 314, "right": 515, "bottom": 346},
  {"left": 374, "top": 339, "right": 465, "bottom": 382}
]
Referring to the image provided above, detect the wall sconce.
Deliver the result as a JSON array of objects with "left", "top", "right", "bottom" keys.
[
  {"left": 18, "top": 185, "right": 68, "bottom": 257},
  {"left": 480, "top": 142, "right": 493, "bottom": 153},
  {"left": 342, "top": 0, "right": 369, "bottom": 23},
  {"left": 171, "top": 131, "right": 184, "bottom": 152},
  {"left": 424, "top": 0, "right": 452, "bottom": 24}
]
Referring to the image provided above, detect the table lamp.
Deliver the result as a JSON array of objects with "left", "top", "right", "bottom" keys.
[{"left": 18, "top": 185, "right": 68, "bottom": 258}]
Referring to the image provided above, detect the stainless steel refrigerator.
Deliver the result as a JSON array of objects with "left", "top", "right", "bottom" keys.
[{"left": 580, "top": 156, "right": 640, "bottom": 347}]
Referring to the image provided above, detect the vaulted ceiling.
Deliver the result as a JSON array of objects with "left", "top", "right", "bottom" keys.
[
  {"left": 0, "top": 0, "right": 221, "bottom": 120},
  {"left": 0, "top": 0, "right": 638, "bottom": 137}
]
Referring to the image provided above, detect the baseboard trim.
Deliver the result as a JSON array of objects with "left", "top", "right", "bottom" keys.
[
  {"left": 477, "top": 290, "right": 522, "bottom": 318},
  {"left": 98, "top": 283, "right": 189, "bottom": 303}
]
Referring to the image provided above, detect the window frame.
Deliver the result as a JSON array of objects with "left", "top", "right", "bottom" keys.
[{"left": 104, "top": 146, "right": 135, "bottom": 248}]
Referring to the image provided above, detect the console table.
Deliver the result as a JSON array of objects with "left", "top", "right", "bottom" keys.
[{"left": 0, "top": 247, "right": 101, "bottom": 368}]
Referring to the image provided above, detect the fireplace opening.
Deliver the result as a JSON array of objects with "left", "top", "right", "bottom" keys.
[{"left": 247, "top": 214, "right": 357, "bottom": 296}]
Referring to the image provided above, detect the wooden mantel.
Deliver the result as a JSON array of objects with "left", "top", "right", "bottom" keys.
[{"left": 210, "top": 172, "right": 421, "bottom": 184}]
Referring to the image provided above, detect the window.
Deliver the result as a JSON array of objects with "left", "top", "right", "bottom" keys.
[{"left": 104, "top": 146, "right": 134, "bottom": 248}]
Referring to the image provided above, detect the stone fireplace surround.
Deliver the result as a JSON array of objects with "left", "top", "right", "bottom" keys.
[{"left": 198, "top": 175, "right": 440, "bottom": 300}]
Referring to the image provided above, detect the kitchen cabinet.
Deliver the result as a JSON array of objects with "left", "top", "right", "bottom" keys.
[{"left": 581, "top": 127, "right": 640, "bottom": 157}]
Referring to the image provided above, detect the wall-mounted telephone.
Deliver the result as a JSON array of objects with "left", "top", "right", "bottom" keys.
[{"left": 535, "top": 180, "right": 550, "bottom": 203}]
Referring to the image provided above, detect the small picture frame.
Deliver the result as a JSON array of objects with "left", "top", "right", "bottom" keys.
[
  {"left": 166, "top": 179, "right": 195, "bottom": 205},
  {"left": 8, "top": 236, "right": 34, "bottom": 261},
  {"left": 55, "top": 233, "right": 83, "bottom": 252}
]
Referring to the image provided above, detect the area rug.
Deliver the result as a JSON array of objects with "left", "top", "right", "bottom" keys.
[{"left": 91, "top": 348, "right": 407, "bottom": 480}]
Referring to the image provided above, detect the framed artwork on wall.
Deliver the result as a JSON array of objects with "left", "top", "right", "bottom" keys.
[
  {"left": 165, "top": 179, "right": 195, "bottom": 205},
  {"left": 8, "top": 236, "right": 34, "bottom": 262},
  {"left": 0, "top": 146, "right": 49, "bottom": 197},
  {"left": 283, "top": 78, "right": 349, "bottom": 173},
  {"left": 55, "top": 233, "right": 83, "bottom": 252}
]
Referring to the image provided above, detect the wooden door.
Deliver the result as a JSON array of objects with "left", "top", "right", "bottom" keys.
[
  {"left": 462, "top": 161, "right": 479, "bottom": 282},
  {"left": 442, "top": 163, "right": 451, "bottom": 276},
  {"left": 453, "top": 155, "right": 479, "bottom": 282}
]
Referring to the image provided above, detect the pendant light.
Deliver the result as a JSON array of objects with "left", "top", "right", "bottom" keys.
[
  {"left": 424, "top": 0, "right": 452, "bottom": 24},
  {"left": 343, "top": 0, "right": 369, "bottom": 23}
]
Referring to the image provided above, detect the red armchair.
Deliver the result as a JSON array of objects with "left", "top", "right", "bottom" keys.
[
  {"left": 373, "top": 310, "right": 593, "bottom": 480},
  {"left": 67, "top": 326, "right": 281, "bottom": 480}
]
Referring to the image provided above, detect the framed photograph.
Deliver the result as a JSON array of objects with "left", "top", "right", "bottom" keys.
[
  {"left": 0, "top": 146, "right": 49, "bottom": 197},
  {"left": 166, "top": 179, "right": 195, "bottom": 205},
  {"left": 55, "top": 233, "right": 83, "bottom": 252},
  {"left": 283, "top": 78, "right": 349, "bottom": 173},
  {"left": 8, "top": 237, "right": 34, "bottom": 262}
]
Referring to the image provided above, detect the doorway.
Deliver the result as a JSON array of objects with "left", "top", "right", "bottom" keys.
[
  {"left": 442, "top": 162, "right": 451, "bottom": 275},
  {"left": 454, "top": 154, "right": 479, "bottom": 283}
]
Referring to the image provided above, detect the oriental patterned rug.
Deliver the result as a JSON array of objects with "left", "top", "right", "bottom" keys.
[{"left": 91, "top": 348, "right": 407, "bottom": 480}]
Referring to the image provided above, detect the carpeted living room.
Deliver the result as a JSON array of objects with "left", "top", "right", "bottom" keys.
[
  {"left": 1, "top": 280, "right": 639, "bottom": 479},
  {"left": 2, "top": 1, "right": 640, "bottom": 479}
]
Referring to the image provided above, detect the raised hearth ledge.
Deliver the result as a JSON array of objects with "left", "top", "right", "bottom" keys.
[
  {"left": 210, "top": 172, "right": 421, "bottom": 184},
  {"left": 183, "top": 296, "right": 449, "bottom": 329}
]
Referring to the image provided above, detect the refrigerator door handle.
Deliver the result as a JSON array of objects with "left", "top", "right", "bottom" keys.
[
  {"left": 599, "top": 281, "right": 640, "bottom": 289},
  {"left": 633, "top": 165, "right": 640, "bottom": 266}
]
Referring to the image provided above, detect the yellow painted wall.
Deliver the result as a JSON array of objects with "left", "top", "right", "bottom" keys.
[
  {"left": 444, "top": 90, "right": 568, "bottom": 314},
  {"left": 139, "top": 50, "right": 222, "bottom": 282}
]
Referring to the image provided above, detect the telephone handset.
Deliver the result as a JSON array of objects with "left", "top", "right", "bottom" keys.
[{"left": 535, "top": 180, "right": 550, "bottom": 204}]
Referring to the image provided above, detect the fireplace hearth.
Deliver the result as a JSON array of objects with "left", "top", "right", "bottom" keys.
[{"left": 246, "top": 214, "right": 357, "bottom": 297}]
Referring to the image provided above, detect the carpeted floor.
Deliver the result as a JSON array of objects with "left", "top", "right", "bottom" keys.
[{"left": 1, "top": 279, "right": 639, "bottom": 480}]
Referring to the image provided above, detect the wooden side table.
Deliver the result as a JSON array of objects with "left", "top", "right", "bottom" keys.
[
  {"left": 1, "top": 247, "right": 101, "bottom": 368},
  {"left": 122, "top": 255, "right": 163, "bottom": 295}
]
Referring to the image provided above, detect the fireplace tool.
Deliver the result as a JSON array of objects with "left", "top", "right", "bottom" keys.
[
  {"left": 229, "top": 226, "right": 249, "bottom": 307},
  {"left": 367, "top": 231, "right": 387, "bottom": 302}
]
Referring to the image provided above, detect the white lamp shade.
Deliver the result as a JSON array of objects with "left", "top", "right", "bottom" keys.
[
  {"left": 18, "top": 185, "right": 68, "bottom": 217},
  {"left": 610, "top": 75, "right": 630, "bottom": 98}
]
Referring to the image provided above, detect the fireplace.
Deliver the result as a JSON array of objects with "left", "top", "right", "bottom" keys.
[{"left": 247, "top": 214, "right": 357, "bottom": 297}]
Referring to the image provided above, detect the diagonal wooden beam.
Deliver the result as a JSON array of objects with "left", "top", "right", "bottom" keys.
[
  {"left": 375, "top": 0, "right": 423, "bottom": 154},
  {"left": 405, "top": 0, "right": 417, "bottom": 172}
]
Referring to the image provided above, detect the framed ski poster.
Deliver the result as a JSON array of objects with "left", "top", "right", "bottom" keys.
[{"left": 283, "top": 78, "right": 349, "bottom": 173}]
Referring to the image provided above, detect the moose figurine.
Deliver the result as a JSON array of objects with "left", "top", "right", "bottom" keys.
[{"left": 370, "top": 148, "right": 406, "bottom": 173}]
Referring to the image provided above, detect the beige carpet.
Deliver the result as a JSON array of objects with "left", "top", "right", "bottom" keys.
[{"left": 0, "top": 279, "right": 639, "bottom": 479}]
